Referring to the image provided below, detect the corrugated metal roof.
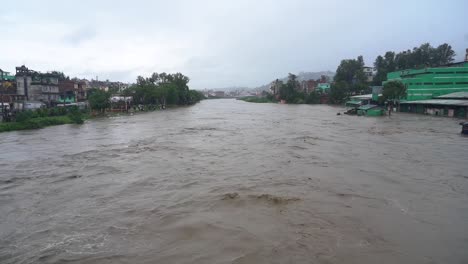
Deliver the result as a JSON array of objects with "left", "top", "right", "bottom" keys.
[
  {"left": 401, "top": 99, "right": 468, "bottom": 106},
  {"left": 346, "top": 100, "right": 362, "bottom": 105},
  {"left": 357, "top": 104, "right": 379, "bottom": 110},
  {"left": 350, "top": 94, "right": 382, "bottom": 100},
  {"left": 435, "top": 92, "right": 468, "bottom": 99},
  {"left": 350, "top": 94, "right": 372, "bottom": 100}
]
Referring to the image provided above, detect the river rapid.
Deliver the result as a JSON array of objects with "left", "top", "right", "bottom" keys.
[{"left": 1, "top": 99, "right": 467, "bottom": 264}]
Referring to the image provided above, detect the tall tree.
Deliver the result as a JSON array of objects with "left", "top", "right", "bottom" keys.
[
  {"left": 329, "top": 81, "right": 348, "bottom": 104},
  {"left": 88, "top": 90, "right": 111, "bottom": 112},
  {"left": 382, "top": 81, "right": 406, "bottom": 101},
  {"left": 334, "top": 56, "right": 368, "bottom": 95}
]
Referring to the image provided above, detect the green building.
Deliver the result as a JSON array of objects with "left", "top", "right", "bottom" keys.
[
  {"left": 385, "top": 61, "right": 468, "bottom": 101},
  {"left": 0, "top": 69, "right": 15, "bottom": 81},
  {"left": 357, "top": 104, "right": 384, "bottom": 116},
  {"left": 317, "top": 83, "right": 330, "bottom": 92}
]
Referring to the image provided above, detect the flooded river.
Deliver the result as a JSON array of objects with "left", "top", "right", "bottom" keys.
[{"left": 1, "top": 99, "right": 467, "bottom": 264}]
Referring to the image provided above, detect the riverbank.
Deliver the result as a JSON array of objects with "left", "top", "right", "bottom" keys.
[
  {"left": 0, "top": 103, "right": 202, "bottom": 133},
  {"left": 0, "top": 116, "right": 79, "bottom": 132},
  {"left": 0, "top": 111, "right": 90, "bottom": 132},
  {"left": 238, "top": 97, "right": 275, "bottom": 103}
]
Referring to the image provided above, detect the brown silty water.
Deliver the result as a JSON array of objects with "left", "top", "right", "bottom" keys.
[{"left": 0, "top": 99, "right": 467, "bottom": 263}]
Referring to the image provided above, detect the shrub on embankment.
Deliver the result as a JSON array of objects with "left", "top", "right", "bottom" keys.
[
  {"left": 238, "top": 97, "right": 275, "bottom": 103},
  {"left": 0, "top": 116, "right": 76, "bottom": 132},
  {"left": 0, "top": 106, "right": 86, "bottom": 132}
]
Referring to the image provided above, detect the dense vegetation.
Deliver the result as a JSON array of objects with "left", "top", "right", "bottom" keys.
[
  {"left": 238, "top": 97, "right": 275, "bottom": 103},
  {"left": 123, "top": 72, "right": 204, "bottom": 106},
  {"left": 273, "top": 74, "right": 324, "bottom": 104},
  {"left": 86, "top": 72, "right": 204, "bottom": 112},
  {"left": 0, "top": 106, "right": 85, "bottom": 132},
  {"left": 88, "top": 89, "right": 111, "bottom": 112},
  {"left": 372, "top": 43, "right": 455, "bottom": 85}
]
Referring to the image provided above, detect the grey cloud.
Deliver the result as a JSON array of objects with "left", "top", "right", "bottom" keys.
[
  {"left": 2, "top": 0, "right": 468, "bottom": 90},
  {"left": 63, "top": 27, "right": 97, "bottom": 46}
]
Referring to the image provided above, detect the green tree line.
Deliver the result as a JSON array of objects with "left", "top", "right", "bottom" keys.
[
  {"left": 372, "top": 43, "right": 455, "bottom": 85},
  {"left": 88, "top": 72, "right": 204, "bottom": 112}
]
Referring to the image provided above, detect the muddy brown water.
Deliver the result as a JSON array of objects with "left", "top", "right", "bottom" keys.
[{"left": 1, "top": 99, "right": 467, "bottom": 264}]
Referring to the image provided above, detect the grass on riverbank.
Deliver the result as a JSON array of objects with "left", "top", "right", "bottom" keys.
[
  {"left": 0, "top": 115, "right": 83, "bottom": 133},
  {"left": 238, "top": 97, "right": 275, "bottom": 103}
]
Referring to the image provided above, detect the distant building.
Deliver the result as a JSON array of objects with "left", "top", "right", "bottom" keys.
[
  {"left": 317, "top": 83, "right": 330, "bottom": 93},
  {"left": 1, "top": 69, "right": 24, "bottom": 104},
  {"left": 363, "top": 66, "right": 374, "bottom": 82},
  {"left": 214, "top": 91, "right": 225, "bottom": 97},
  {"left": 15, "top": 65, "right": 60, "bottom": 105},
  {"left": 0, "top": 69, "right": 15, "bottom": 81},
  {"left": 301, "top": 79, "right": 317, "bottom": 94},
  {"left": 59, "top": 80, "right": 79, "bottom": 103},
  {"left": 76, "top": 79, "right": 89, "bottom": 102}
]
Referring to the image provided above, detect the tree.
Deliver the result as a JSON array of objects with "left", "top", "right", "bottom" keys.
[
  {"left": 305, "top": 91, "right": 320, "bottom": 104},
  {"left": 88, "top": 89, "right": 111, "bottom": 112},
  {"left": 329, "top": 81, "right": 348, "bottom": 104},
  {"left": 382, "top": 81, "right": 406, "bottom": 102},
  {"left": 334, "top": 56, "right": 368, "bottom": 95},
  {"left": 131, "top": 72, "right": 199, "bottom": 106},
  {"left": 433, "top": 43, "right": 456, "bottom": 65},
  {"left": 279, "top": 73, "right": 301, "bottom": 103}
]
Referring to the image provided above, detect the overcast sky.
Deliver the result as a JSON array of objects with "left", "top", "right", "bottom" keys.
[{"left": 1, "top": 0, "right": 467, "bottom": 89}]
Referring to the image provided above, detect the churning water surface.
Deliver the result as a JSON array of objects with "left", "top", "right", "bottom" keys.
[{"left": 0, "top": 99, "right": 467, "bottom": 264}]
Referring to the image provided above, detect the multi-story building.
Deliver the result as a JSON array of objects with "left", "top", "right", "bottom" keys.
[
  {"left": 385, "top": 61, "right": 468, "bottom": 101},
  {"left": 214, "top": 91, "right": 225, "bottom": 97},
  {"left": 363, "top": 66, "right": 374, "bottom": 82},
  {"left": 58, "top": 79, "right": 79, "bottom": 103},
  {"left": 76, "top": 80, "right": 89, "bottom": 101},
  {"left": 15, "top": 65, "right": 60, "bottom": 104},
  {"left": 301, "top": 79, "right": 317, "bottom": 94}
]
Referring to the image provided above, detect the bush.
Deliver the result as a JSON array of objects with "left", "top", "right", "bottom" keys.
[
  {"left": 239, "top": 97, "right": 274, "bottom": 103},
  {"left": 0, "top": 116, "right": 73, "bottom": 133},
  {"left": 16, "top": 110, "right": 35, "bottom": 122},
  {"left": 67, "top": 112, "right": 84, "bottom": 124}
]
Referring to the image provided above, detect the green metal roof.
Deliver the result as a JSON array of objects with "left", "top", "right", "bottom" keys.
[
  {"left": 357, "top": 104, "right": 379, "bottom": 110},
  {"left": 401, "top": 99, "right": 468, "bottom": 106},
  {"left": 435, "top": 92, "right": 468, "bottom": 99},
  {"left": 346, "top": 100, "right": 362, "bottom": 105},
  {"left": 350, "top": 94, "right": 373, "bottom": 100}
]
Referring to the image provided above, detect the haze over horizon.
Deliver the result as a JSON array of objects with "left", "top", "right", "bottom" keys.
[{"left": 1, "top": 0, "right": 467, "bottom": 89}]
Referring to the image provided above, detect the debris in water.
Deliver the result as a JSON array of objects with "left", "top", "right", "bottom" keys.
[
  {"left": 249, "top": 194, "right": 301, "bottom": 205},
  {"left": 222, "top": 192, "right": 239, "bottom": 200}
]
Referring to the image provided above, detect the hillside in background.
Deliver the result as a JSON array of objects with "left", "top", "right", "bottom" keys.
[
  {"left": 204, "top": 71, "right": 335, "bottom": 94},
  {"left": 254, "top": 71, "right": 335, "bottom": 92}
]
